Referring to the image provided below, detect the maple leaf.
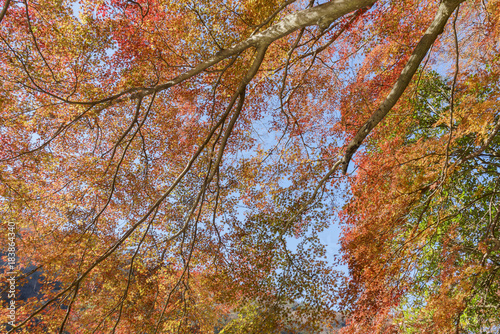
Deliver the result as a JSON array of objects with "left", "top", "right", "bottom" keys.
[{"left": 1, "top": 0, "right": 499, "bottom": 333}]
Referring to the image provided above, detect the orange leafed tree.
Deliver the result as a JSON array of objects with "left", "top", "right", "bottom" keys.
[{"left": 0, "top": 0, "right": 498, "bottom": 333}]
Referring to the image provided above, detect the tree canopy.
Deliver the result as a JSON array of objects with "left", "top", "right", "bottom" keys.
[{"left": 0, "top": 0, "right": 499, "bottom": 333}]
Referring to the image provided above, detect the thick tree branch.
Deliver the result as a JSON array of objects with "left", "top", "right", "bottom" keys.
[
  {"left": 26, "top": 0, "right": 375, "bottom": 106},
  {"left": 341, "top": 0, "right": 466, "bottom": 174},
  {"left": 0, "top": 0, "right": 10, "bottom": 24},
  {"left": 152, "top": 0, "right": 376, "bottom": 93}
]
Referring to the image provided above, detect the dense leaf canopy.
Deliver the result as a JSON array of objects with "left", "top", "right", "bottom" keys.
[{"left": 0, "top": 0, "right": 498, "bottom": 333}]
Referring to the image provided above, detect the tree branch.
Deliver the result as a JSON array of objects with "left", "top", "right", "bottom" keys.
[
  {"left": 0, "top": 0, "right": 10, "bottom": 24},
  {"left": 22, "top": 0, "right": 376, "bottom": 106},
  {"left": 341, "top": 0, "right": 467, "bottom": 174}
]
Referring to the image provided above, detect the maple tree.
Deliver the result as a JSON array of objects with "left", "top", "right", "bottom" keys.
[{"left": 0, "top": 0, "right": 498, "bottom": 333}]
